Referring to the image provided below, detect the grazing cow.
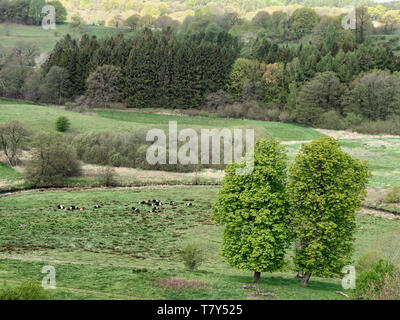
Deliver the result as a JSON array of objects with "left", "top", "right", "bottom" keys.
[
  {"left": 169, "top": 201, "right": 175, "bottom": 206},
  {"left": 185, "top": 203, "right": 193, "bottom": 207},
  {"left": 80, "top": 207, "right": 85, "bottom": 211},
  {"left": 138, "top": 201, "right": 145, "bottom": 205},
  {"left": 94, "top": 205, "right": 101, "bottom": 209},
  {"left": 132, "top": 207, "right": 140, "bottom": 213},
  {"left": 57, "top": 205, "right": 65, "bottom": 210}
]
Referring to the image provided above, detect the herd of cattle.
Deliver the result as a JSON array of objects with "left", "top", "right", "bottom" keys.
[{"left": 57, "top": 200, "right": 193, "bottom": 213}]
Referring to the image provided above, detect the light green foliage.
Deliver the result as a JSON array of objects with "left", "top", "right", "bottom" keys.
[
  {"left": 0, "top": 279, "right": 50, "bottom": 300},
  {"left": 288, "top": 137, "right": 371, "bottom": 282},
  {"left": 181, "top": 243, "right": 205, "bottom": 271},
  {"left": 226, "top": 58, "right": 267, "bottom": 100},
  {"left": 29, "top": 0, "right": 46, "bottom": 25},
  {"left": 385, "top": 186, "right": 400, "bottom": 203},
  {"left": 352, "top": 258, "right": 399, "bottom": 299},
  {"left": 212, "top": 139, "right": 291, "bottom": 276}
]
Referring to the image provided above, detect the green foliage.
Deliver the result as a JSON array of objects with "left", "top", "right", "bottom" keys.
[
  {"left": 55, "top": 116, "right": 70, "bottom": 132},
  {"left": 352, "top": 258, "right": 399, "bottom": 299},
  {"left": 290, "top": 8, "right": 319, "bottom": 36},
  {"left": 49, "top": 1, "right": 67, "bottom": 24},
  {"left": 295, "top": 72, "right": 341, "bottom": 126},
  {"left": 288, "top": 137, "right": 371, "bottom": 285},
  {"left": 227, "top": 58, "right": 267, "bottom": 100},
  {"left": 385, "top": 186, "right": 400, "bottom": 203},
  {"left": 0, "top": 279, "right": 50, "bottom": 300},
  {"left": 180, "top": 243, "right": 205, "bottom": 271},
  {"left": 25, "top": 133, "right": 81, "bottom": 186},
  {"left": 29, "top": 0, "right": 46, "bottom": 25},
  {"left": 316, "top": 110, "right": 345, "bottom": 130},
  {"left": 212, "top": 139, "right": 291, "bottom": 278}
]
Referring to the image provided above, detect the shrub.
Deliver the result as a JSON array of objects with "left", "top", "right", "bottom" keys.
[
  {"left": 25, "top": 133, "right": 81, "bottom": 186},
  {"left": 317, "top": 111, "right": 345, "bottom": 130},
  {"left": 55, "top": 116, "right": 70, "bottom": 132},
  {"left": 343, "top": 112, "right": 364, "bottom": 129},
  {"left": 204, "top": 90, "right": 232, "bottom": 110},
  {"left": 385, "top": 186, "right": 400, "bottom": 203},
  {"left": 180, "top": 243, "right": 205, "bottom": 271},
  {"left": 352, "top": 258, "right": 400, "bottom": 300},
  {"left": 97, "top": 166, "right": 117, "bottom": 187},
  {"left": 0, "top": 279, "right": 50, "bottom": 300}
]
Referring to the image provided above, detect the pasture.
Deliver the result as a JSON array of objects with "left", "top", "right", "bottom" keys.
[
  {"left": 0, "top": 186, "right": 399, "bottom": 300},
  {"left": 0, "top": 23, "right": 119, "bottom": 53}
]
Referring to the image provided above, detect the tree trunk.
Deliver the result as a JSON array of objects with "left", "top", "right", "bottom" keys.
[
  {"left": 253, "top": 272, "right": 261, "bottom": 283},
  {"left": 301, "top": 273, "right": 311, "bottom": 288}
]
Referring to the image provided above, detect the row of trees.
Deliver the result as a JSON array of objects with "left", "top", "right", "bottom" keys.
[
  {"left": 212, "top": 137, "right": 370, "bottom": 287},
  {"left": 43, "top": 28, "right": 239, "bottom": 108}
]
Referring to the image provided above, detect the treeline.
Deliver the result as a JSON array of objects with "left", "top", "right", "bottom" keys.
[
  {"left": 44, "top": 27, "right": 239, "bottom": 108},
  {"left": 0, "top": 0, "right": 67, "bottom": 24}
]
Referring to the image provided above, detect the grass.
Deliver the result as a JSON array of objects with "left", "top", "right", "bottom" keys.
[
  {"left": 1, "top": 186, "right": 398, "bottom": 299},
  {"left": 0, "top": 23, "right": 121, "bottom": 53},
  {"left": 0, "top": 101, "right": 324, "bottom": 142}
]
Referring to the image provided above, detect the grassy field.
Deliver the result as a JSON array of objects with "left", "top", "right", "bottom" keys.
[
  {"left": 0, "top": 100, "right": 324, "bottom": 141},
  {"left": 0, "top": 23, "right": 120, "bottom": 53},
  {"left": 0, "top": 186, "right": 398, "bottom": 300}
]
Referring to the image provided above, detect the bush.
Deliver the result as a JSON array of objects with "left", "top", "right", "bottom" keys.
[
  {"left": 97, "top": 166, "right": 117, "bottom": 186},
  {"left": 352, "top": 258, "right": 400, "bottom": 300},
  {"left": 55, "top": 116, "right": 70, "bottom": 132},
  {"left": 355, "top": 117, "right": 400, "bottom": 135},
  {"left": 0, "top": 279, "right": 50, "bottom": 300},
  {"left": 343, "top": 112, "right": 364, "bottom": 129},
  {"left": 385, "top": 186, "right": 400, "bottom": 203},
  {"left": 316, "top": 111, "right": 345, "bottom": 130},
  {"left": 180, "top": 243, "right": 205, "bottom": 271},
  {"left": 25, "top": 133, "right": 81, "bottom": 186}
]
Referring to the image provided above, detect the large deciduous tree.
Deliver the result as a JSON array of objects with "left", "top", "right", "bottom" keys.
[
  {"left": 212, "top": 139, "right": 292, "bottom": 283},
  {"left": 288, "top": 137, "right": 370, "bottom": 287},
  {"left": 294, "top": 72, "right": 341, "bottom": 126}
]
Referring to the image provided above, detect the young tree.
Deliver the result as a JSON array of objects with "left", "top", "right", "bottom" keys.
[
  {"left": 288, "top": 137, "right": 370, "bottom": 287},
  {"left": 212, "top": 139, "right": 292, "bottom": 283},
  {"left": 0, "top": 121, "right": 30, "bottom": 166},
  {"left": 25, "top": 133, "right": 81, "bottom": 186}
]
